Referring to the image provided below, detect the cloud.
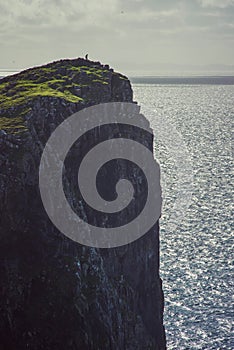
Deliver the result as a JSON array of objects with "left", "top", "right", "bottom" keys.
[
  {"left": 198, "top": 0, "right": 234, "bottom": 8},
  {"left": 0, "top": 0, "right": 233, "bottom": 71},
  {"left": 0, "top": 0, "right": 119, "bottom": 30}
]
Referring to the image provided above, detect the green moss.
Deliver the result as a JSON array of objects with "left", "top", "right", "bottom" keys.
[
  {"left": 0, "top": 62, "right": 112, "bottom": 113},
  {"left": 92, "top": 79, "right": 108, "bottom": 85},
  {"left": 0, "top": 117, "right": 27, "bottom": 133},
  {"left": 40, "top": 67, "right": 56, "bottom": 73},
  {"left": 70, "top": 66, "right": 108, "bottom": 79},
  {"left": 0, "top": 60, "right": 114, "bottom": 134},
  {"left": 0, "top": 78, "right": 83, "bottom": 110},
  {"left": 119, "top": 76, "right": 128, "bottom": 81}
]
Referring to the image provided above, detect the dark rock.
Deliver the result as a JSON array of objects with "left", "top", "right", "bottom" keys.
[{"left": 0, "top": 58, "right": 166, "bottom": 349}]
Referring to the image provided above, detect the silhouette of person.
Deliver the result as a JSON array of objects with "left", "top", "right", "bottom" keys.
[{"left": 85, "top": 54, "right": 88, "bottom": 60}]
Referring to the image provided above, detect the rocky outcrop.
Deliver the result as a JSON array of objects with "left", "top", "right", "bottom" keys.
[{"left": 0, "top": 58, "right": 166, "bottom": 349}]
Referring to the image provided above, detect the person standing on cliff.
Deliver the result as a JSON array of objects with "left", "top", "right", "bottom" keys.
[{"left": 85, "top": 53, "right": 88, "bottom": 60}]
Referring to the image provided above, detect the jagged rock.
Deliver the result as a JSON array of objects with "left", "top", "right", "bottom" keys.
[{"left": 0, "top": 58, "right": 166, "bottom": 349}]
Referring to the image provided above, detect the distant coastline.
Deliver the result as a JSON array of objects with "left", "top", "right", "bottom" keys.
[
  {"left": 130, "top": 76, "right": 234, "bottom": 85},
  {"left": 2, "top": 71, "right": 234, "bottom": 85}
]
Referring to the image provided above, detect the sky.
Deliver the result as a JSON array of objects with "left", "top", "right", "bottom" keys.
[{"left": 0, "top": 0, "right": 234, "bottom": 76}]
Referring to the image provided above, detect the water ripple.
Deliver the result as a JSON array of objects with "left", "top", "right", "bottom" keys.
[{"left": 133, "top": 84, "right": 234, "bottom": 350}]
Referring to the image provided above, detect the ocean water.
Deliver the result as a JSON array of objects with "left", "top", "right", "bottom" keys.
[{"left": 133, "top": 84, "right": 233, "bottom": 350}]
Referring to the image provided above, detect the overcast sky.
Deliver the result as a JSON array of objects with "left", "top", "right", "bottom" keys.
[{"left": 0, "top": 0, "right": 234, "bottom": 75}]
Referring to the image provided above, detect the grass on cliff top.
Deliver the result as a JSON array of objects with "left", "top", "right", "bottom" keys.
[
  {"left": 0, "top": 116, "right": 28, "bottom": 134},
  {"left": 0, "top": 78, "right": 83, "bottom": 110},
  {"left": 0, "top": 60, "right": 125, "bottom": 133},
  {"left": 0, "top": 63, "right": 112, "bottom": 111},
  {"left": 0, "top": 71, "right": 85, "bottom": 133},
  {"left": 70, "top": 65, "right": 109, "bottom": 76}
]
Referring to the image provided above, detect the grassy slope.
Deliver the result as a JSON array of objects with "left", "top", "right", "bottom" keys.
[{"left": 0, "top": 60, "right": 115, "bottom": 134}]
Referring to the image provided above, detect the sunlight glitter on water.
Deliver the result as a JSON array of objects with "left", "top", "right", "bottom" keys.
[{"left": 133, "top": 84, "right": 234, "bottom": 350}]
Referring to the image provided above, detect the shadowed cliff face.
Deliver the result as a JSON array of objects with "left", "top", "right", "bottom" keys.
[{"left": 0, "top": 58, "right": 166, "bottom": 350}]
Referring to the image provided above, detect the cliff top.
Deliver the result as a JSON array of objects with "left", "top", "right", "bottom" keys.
[{"left": 0, "top": 58, "right": 129, "bottom": 134}]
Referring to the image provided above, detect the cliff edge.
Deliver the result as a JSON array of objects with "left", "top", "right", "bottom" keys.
[{"left": 0, "top": 58, "right": 166, "bottom": 349}]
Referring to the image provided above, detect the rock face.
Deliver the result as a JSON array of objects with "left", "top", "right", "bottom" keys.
[{"left": 0, "top": 58, "right": 166, "bottom": 349}]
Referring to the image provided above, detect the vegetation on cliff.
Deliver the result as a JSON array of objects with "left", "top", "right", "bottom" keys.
[
  {"left": 0, "top": 58, "right": 165, "bottom": 349},
  {"left": 0, "top": 58, "right": 130, "bottom": 134}
]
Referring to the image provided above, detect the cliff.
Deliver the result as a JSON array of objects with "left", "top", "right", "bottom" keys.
[{"left": 0, "top": 58, "right": 166, "bottom": 349}]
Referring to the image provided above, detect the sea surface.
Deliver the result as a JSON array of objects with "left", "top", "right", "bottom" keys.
[{"left": 133, "top": 83, "right": 233, "bottom": 350}]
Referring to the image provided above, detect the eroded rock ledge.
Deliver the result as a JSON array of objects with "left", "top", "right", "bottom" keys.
[{"left": 0, "top": 58, "right": 166, "bottom": 350}]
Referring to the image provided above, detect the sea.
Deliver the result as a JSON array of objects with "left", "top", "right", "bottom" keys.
[
  {"left": 132, "top": 78, "right": 233, "bottom": 350},
  {"left": 1, "top": 72, "right": 233, "bottom": 349}
]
